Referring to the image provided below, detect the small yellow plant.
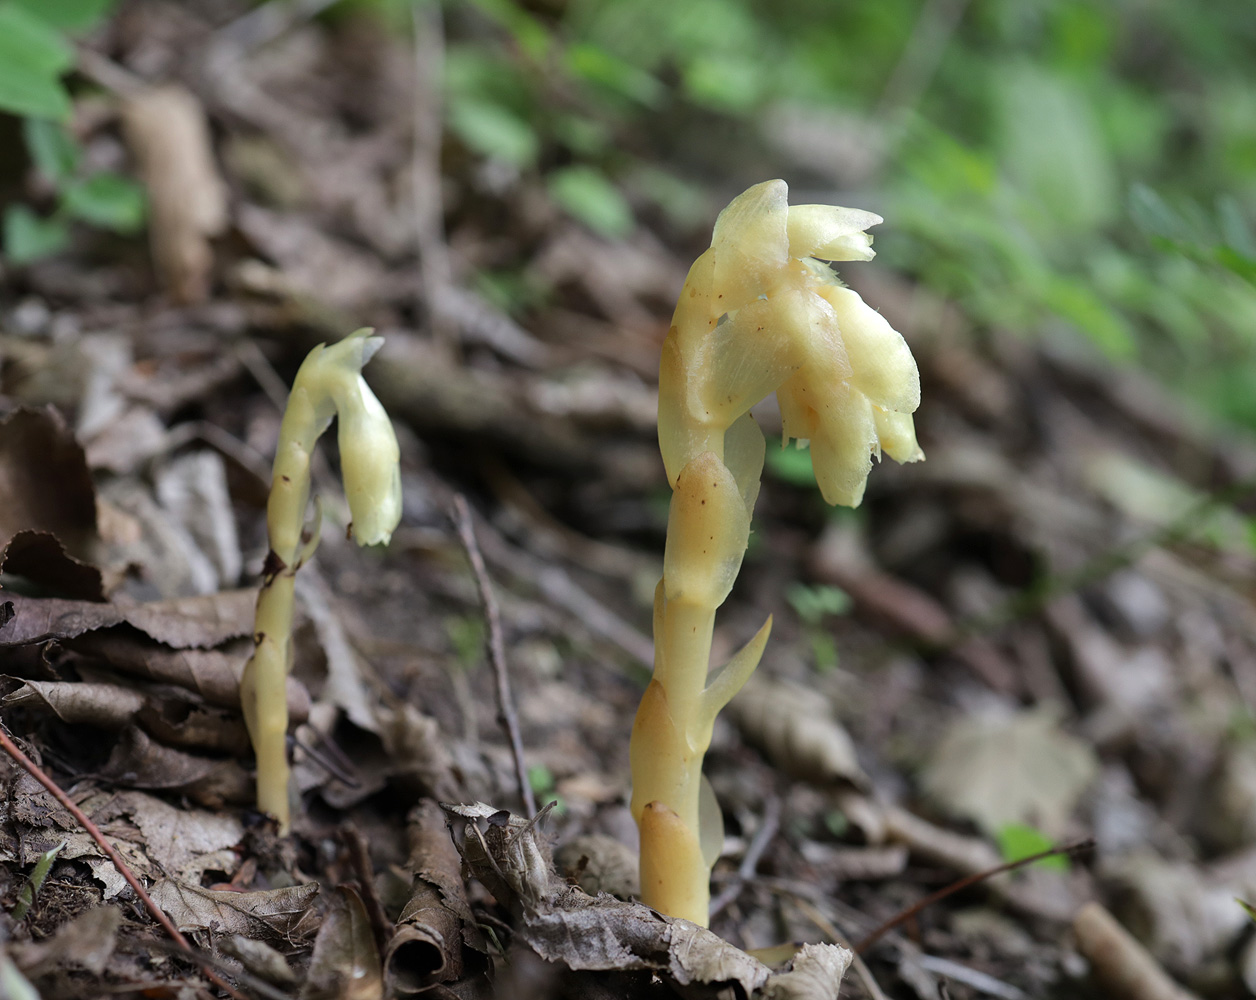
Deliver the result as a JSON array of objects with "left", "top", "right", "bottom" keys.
[
  {"left": 240, "top": 329, "right": 401, "bottom": 832},
  {"left": 630, "top": 181, "right": 923, "bottom": 924}
]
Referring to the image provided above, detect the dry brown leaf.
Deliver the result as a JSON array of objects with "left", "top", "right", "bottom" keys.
[
  {"left": 11, "top": 905, "right": 120, "bottom": 980},
  {"left": 122, "top": 85, "right": 228, "bottom": 304},
  {"left": 2, "top": 678, "right": 145, "bottom": 729},
  {"left": 727, "top": 676, "right": 868, "bottom": 788},
  {"left": 1, "top": 531, "right": 103, "bottom": 601},
  {"left": 554, "top": 834, "right": 640, "bottom": 900},
  {"left": 302, "top": 885, "right": 384, "bottom": 1000},
  {"left": 150, "top": 879, "right": 321, "bottom": 941},
  {"left": 761, "top": 943, "right": 854, "bottom": 1000},
  {"left": 72, "top": 632, "right": 310, "bottom": 721},
  {"left": 0, "top": 407, "right": 97, "bottom": 557},
  {"left": 6, "top": 785, "right": 242, "bottom": 897},
  {"left": 220, "top": 934, "right": 298, "bottom": 987},
  {"left": 99, "top": 725, "right": 252, "bottom": 806},
  {"left": 920, "top": 705, "right": 1097, "bottom": 837},
  {"left": 0, "top": 590, "right": 255, "bottom": 649}
]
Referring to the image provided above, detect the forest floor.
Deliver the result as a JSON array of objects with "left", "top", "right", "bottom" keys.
[{"left": 2, "top": 3, "right": 1256, "bottom": 999}]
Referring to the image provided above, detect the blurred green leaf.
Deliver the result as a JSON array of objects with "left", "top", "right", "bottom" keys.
[
  {"left": 0, "top": 3, "right": 74, "bottom": 119},
  {"left": 566, "top": 42, "right": 663, "bottom": 108},
  {"left": 765, "top": 439, "right": 815, "bottom": 487},
  {"left": 547, "top": 166, "right": 633, "bottom": 238},
  {"left": 3, "top": 204, "right": 70, "bottom": 263},
  {"left": 61, "top": 172, "right": 146, "bottom": 233},
  {"left": 23, "top": 117, "right": 79, "bottom": 184},
  {"left": 996, "top": 823, "right": 1070, "bottom": 872},
  {"left": 10, "top": 0, "right": 114, "bottom": 32},
  {"left": 448, "top": 98, "right": 539, "bottom": 168},
  {"left": 787, "top": 583, "right": 851, "bottom": 625}
]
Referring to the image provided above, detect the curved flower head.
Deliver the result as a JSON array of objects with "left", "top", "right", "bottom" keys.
[
  {"left": 306, "top": 329, "right": 402, "bottom": 546},
  {"left": 658, "top": 180, "right": 922, "bottom": 507}
]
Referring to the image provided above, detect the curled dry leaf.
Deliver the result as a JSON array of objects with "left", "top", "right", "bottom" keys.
[
  {"left": 150, "top": 879, "right": 321, "bottom": 942},
  {"left": 302, "top": 885, "right": 384, "bottom": 1000},
  {"left": 385, "top": 799, "right": 482, "bottom": 997},
  {"left": 1074, "top": 902, "right": 1200, "bottom": 1000},
  {"left": 446, "top": 803, "right": 850, "bottom": 999},
  {"left": 727, "top": 676, "right": 868, "bottom": 788}
]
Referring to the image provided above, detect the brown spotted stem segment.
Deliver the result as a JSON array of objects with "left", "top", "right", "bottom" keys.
[
  {"left": 240, "top": 329, "right": 401, "bottom": 832},
  {"left": 631, "top": 181, "right": 923, "bottom": 925}
]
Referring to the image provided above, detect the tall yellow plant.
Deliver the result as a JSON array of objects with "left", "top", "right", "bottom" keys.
[{"left": 630, "top": 181, "right": 923, "bottom": 924}]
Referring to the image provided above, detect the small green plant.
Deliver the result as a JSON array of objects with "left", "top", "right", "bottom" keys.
[
  {"left": 996, "top": 823, "right": 1071, "bottom": 873},
  {"left": 0, "top": 0, "right": 147, "bottom": 264},
  {"left": 240, "top": 329, "right": 401, "bottom": 832},
  {"left": 631, "top": 180, "right": 922, "bottom": 925}
]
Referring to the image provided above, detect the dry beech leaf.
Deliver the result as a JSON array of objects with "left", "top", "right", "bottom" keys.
[
  {"left": 727, "top": 676, "right": 868, "bottom": 788},
  {"left": 2, "top": 678, "right": 145, "bottom": 729},
  {"left": 921, "top": 705, "right": 1098, "bottom": 837},
  {"left": 0, "top": 590, "right": 255, "bottom": 649},
  {"left": 445, "top": 803, "right": 850, "bottom": 999},
  {"left": 150, "top": 880, "right": 321, "bottom": 941},
  {"left": 302, "top": 885, "right": 384, "bottom": 1000}
]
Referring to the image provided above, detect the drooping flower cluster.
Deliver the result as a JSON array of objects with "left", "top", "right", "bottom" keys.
[
  {"left": 658, "top": 179, "right": 922, "bottom": 508},
  {"left": 633, "top": 180, "right": 923, "bottom": 925}
]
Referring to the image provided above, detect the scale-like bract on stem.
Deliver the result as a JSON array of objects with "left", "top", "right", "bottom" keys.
[{"left": 633, "top": 180, "right": 922, "bottom": 925}]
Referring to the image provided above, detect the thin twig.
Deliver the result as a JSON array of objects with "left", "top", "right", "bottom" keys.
[
  {"left": 341, "top": 824, "right": 393, "bottom": 952},
  {"left": 853, "top": 837, "right": 1096, "bottom": 953},
  {"left": 710, "top": 794, "right": 781, "bottom": 917},
  {"left": 0, "top": 726, "right": 249, "bottom": 1000},
  {"left": 451, "top": 494, "right": 536, "bottom": 817},
  {"left": 411, "top": 1, "right": 455, "bottom": 346}
]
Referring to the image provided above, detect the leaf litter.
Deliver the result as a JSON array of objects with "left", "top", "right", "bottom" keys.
[{"left": 0, "top": 3, "right": 1253, "bottom": 999}]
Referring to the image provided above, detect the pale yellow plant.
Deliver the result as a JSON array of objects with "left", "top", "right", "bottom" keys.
[
  {"left": 631, "top": 180, "right": 922, "bottom": 924},
  {"left": 240, "top": 329, "right": 401, "bottom": 832}
]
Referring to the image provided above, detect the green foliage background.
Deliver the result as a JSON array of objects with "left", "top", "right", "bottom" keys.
[
  {"left": 6, "top": 0, "right": 1255, "bottom": 430},
  {"left": 421, "top": 0, "right": 1256, "bottom": 430}
]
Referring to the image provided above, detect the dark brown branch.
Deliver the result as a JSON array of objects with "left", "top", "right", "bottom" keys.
[
  {"left": 451, "top": 494, "right": 537, "bottom": 817},
  {"left": 853, "top": 836, "right": 1095, "bottom": 953},
  {"left": 0, "top": 725, "right": 249, "bottom": 1000}
]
